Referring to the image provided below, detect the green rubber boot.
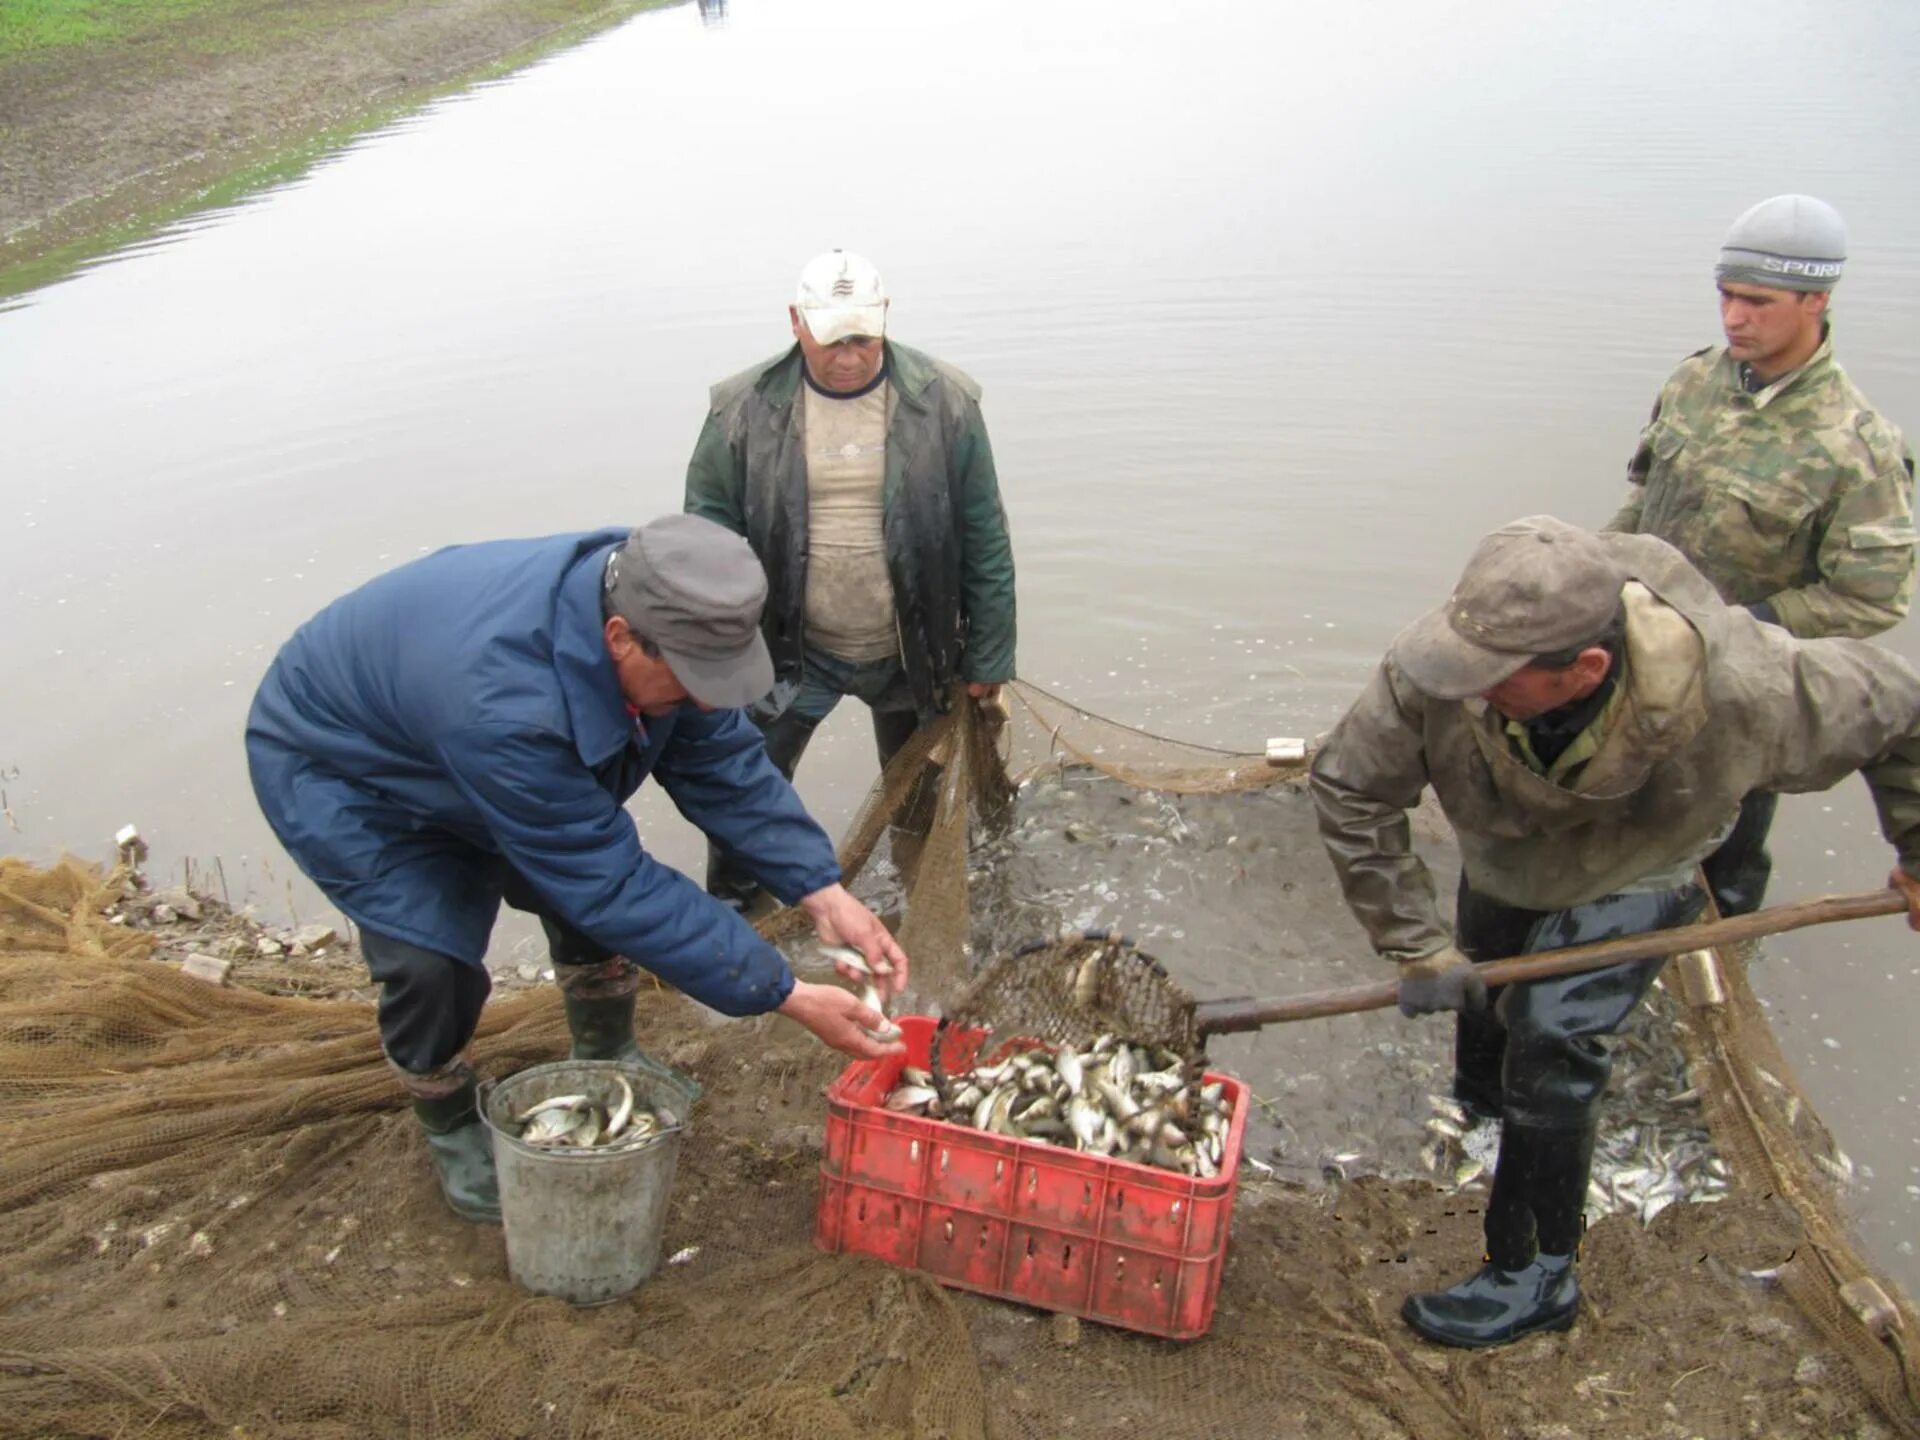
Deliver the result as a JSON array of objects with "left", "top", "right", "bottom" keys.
[
  {"left": 557, "top": 958, "right": 645, "bottom": 1063},
  {"left": 401, "top": 1062, "right": 501, "bottom": 1224}
]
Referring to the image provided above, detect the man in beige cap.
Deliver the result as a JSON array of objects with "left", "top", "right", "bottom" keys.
[
  {"left": 686, "top": 250, "right": 1018, "bottom": 912},
  {"left": 1606, "top": 194, "right": 1917, "bottom": 920},
  {"left": 1309, "top": 515, "right": 1920, "bottom": 1349},
  {"left": 249, "top": 516, "right": 909, "bottom": 1224}
]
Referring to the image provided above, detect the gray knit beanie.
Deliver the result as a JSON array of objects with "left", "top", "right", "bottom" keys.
[{"left": 1716, "top": 194, "right": 1847, "bottom": 292}]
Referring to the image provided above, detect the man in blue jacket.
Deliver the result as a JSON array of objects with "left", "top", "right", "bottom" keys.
[{"left": 247, "top": 514, "right": 908, "bottom": 1223}]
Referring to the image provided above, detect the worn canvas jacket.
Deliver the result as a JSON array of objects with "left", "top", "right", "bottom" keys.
[
  {"left": 246, "top": 530, "right": 840, "bottom": 1015},
  {"left": 1311, "top": 535, "right": 1920, "bottom": 961},
  {"left": 684, "top": 342, "right": 1017, "bottom": 719},
  {"left": 1606, "top": 333, "right": 1916, "bottom": 638}
]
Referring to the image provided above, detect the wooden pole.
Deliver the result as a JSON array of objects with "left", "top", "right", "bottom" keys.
[{"left": 1192, "top": 888, "right": 1910, "bottom": 1036}]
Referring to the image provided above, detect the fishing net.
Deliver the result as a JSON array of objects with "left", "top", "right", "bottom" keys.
[{"left": 0, "top": 678, "right": 1915, "bottom": 1439}]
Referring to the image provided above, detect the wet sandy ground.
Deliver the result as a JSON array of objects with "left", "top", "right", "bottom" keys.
[{"left": 0, "top": 0, "right": 666, "bottom": 279}]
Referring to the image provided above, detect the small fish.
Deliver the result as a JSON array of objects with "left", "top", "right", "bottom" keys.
[
  {"left": 522, "top": 1106, "right": 584, "bottom": 1146},
  {"left": 885, "top": 1084, "right": 938, "bottom": 1112},
  {"left": 516, "top": 1094, "right": 590, "bottom": 1126},
  {"left": 823, "top": 943, "right": 891, "bottom": 978},
  {"left": 607, "top": 1075, "right": 634, "bottom": 1139},
  {"left": 569, "top": 1107, "right": 605, "bottom": 1148},
  {"left": 1066, "top": 1095, "right": 1104, "bottom": 1151},
  {"left": 858, "top": 982, "right": 902, "bottom": 1043},
  {"left": 1425, "top": 1094, "right": 1470, "bottom": 1127},
  {"left": 1093, "top": 1076, "right": 1140, "bottom": 1122}
]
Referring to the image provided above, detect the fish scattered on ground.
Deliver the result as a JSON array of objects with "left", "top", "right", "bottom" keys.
[{"left": 882, "top": 1035, "right": 1235, "bottom": 1178}]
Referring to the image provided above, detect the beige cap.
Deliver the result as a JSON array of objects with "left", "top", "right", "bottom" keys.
[
  {"left": 1389, "top": 516, "right": 1627, "bottom": 700},
  {"left": 795, "top": 249, "right": 888, "bottom": 344}
]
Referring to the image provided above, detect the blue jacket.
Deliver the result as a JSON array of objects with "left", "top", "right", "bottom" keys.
[{"left": 244, "top": 529, "right": 840, "bottom": 1016}]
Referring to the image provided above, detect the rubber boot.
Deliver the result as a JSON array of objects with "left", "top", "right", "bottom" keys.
[
  {"left": 398, "top": 1059, "right": 501, "bottom": 1224},
  {"left": 1401, "top": 1121, "right": 1593, "bottom": 1348},
  {"left": 556, "top": 957, "right": 645, "bottom": 1063}
]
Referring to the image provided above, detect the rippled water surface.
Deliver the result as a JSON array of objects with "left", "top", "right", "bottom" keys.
[{"left": 3, "top": 0, "right": 1918, "bottom": 1292}]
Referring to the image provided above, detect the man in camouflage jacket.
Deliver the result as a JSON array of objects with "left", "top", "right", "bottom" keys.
[
  {"left": 1310, "top": 516, "right": 1920, "bottom": 1349},
  {"left": 1606, "top": 194, "right": 1916, "bottom": 916}
]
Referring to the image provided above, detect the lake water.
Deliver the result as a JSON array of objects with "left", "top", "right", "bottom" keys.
[{"left": 3, "top": 0, "right": 1917, "bottom": 1294}]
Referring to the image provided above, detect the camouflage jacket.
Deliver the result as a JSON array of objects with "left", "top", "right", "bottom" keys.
[
  {"left": 1604, "top": 333, "right": 1916, "bottom": 639},
  {"left": 1310, "top": 534, "right": 1920, "bottom": 961}
]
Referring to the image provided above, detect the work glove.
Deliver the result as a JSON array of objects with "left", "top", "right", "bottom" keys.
[{"left": 1396, "top": 945, "right": 1488, "bottom": 1018}]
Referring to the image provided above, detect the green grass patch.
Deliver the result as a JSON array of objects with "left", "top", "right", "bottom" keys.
[{"left": 0, "top": 0, "right": 255, "bottom": 56}]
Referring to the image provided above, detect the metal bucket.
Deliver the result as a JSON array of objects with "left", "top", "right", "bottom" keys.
[{"left": 480, "top": 1055, "right": 700, "bottom": 1306}]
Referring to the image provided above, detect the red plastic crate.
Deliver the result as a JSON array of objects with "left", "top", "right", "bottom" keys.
[{"left": 815, "top": 1015, "right": 1246, "bottom": 1340}]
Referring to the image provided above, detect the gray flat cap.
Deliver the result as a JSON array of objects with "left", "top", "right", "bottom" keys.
[
  {"left": 1389, "top": 516, "right": 1628, "bottom": 700},
  {"left": 603, "top": 514, "right": 774, "bottom": 708},
  {"left": 1716, "top": 194, "right": 1847, "bottom": 292}
]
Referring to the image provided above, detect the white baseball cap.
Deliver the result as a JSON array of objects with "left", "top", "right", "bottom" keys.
[{"left": 794, "top": 250, "right": 888, "bottom": 344}]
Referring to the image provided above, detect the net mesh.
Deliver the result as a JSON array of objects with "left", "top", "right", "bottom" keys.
[
  {"left": 0, "top": 678, "right": 1914, "bottom": 1439},
  {"left": 927, "top": 932, "right": 1204, "bottom": 1102}
]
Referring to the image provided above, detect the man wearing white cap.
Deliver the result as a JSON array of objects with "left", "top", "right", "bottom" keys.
[
  {"left": 687, "top": 250, "right": 1017, "bottom": 912},
  {"left": 1606, "top": 194, "right": 1917, "bottom": 919},
  {"left": 1311, "top": 515, "right": 1920, "bottom": 1349}
]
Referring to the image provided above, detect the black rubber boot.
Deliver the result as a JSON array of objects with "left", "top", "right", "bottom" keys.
[
  {"left": 556, "top": 958, "right": 645, "bottom": 1063},
  {"left": 407, "top": 1072, "right": 502, "bottom": 1224},
  {"left": 1401, "top": 1121, "right": 1593, "bottom": 1348}
]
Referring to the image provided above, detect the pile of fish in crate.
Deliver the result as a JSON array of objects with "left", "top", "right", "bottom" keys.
[{"left": 884, "top": 1033, "right": 1235, "bottom": 1178}]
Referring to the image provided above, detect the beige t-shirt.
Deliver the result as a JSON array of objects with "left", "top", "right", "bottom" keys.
[{"left": 802, "top": 379, "right": 898, "bottom": 662}]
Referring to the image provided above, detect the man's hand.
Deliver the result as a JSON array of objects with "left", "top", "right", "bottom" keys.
[
  {"left": 1396, "top": 945, "right": 1489, "bottom": 1018},
  {"left": 777, "top": 980, "right": 906, "bottom": 1059},
  {"left": 799, "top": 883, "right": 909, "bottom": 997},
  {"left": 966, "top": 682, "right": 1002, "bottom": 701},
  {"left": 1890, "top": 867, "right": 1920, "bottom": 932}
]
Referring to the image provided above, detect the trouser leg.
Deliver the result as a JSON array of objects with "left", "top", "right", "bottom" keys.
[
  {"left": 361, "top": 927, "right": 500, "bottom": 1223},
  {"left": 489, "top": 862, "right": 650, "bottom": 1062},
  {"left": 361, "top": 926, "right": 492, "bottom": 1074},
  {"left": 872, "top": 705, "right": 921, "bottom": 771},
  {"left": 704, "top": 705, "right": 823, "bottom": 911},
  {"left": 1449, "top": 877, "right": 1534, "bottom": 1120},
  {"left": 1404, "top": 882, "right": 1703, "bottom": 1348},
  {"left": 1497, "top": 885, "right": 1706, "bottom": 1131},
  {"left": 1700, "top": 790, "right": 1778, "bottom": 918}
]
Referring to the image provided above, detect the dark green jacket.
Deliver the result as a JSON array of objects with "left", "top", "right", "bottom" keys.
[{"left": 684, "top": 341, "right": 1017, "bottom": 718}]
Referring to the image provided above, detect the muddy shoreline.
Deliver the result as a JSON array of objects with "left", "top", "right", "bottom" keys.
[{"left": 0, "top": 0, "right": 669, "bottom": 291}]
